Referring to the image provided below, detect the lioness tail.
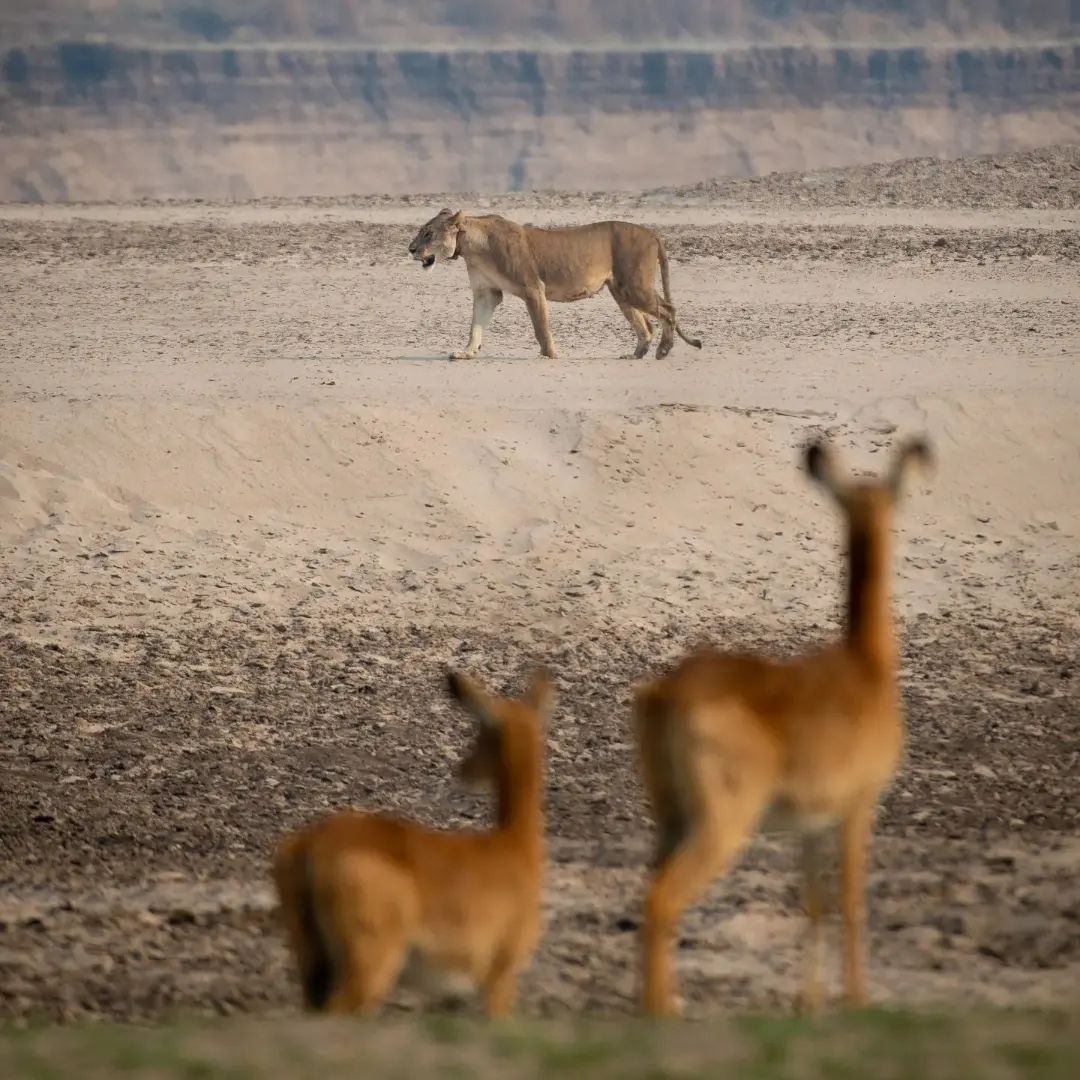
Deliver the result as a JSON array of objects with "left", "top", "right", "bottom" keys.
[{"left": 657, "top": 241, "right": 703, "bottom": 350}]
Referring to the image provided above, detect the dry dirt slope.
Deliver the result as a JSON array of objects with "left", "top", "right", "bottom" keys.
[
  {"left": 647, "top": 144, "right": 1080, "bottom": 208},
  {"left": 0, "top": 147, "right": 1078, "bottom": 1022}
]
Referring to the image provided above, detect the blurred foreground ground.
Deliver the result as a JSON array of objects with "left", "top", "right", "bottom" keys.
[{"left": 0, "top": 147, "right": 1078, "bottom": 1022}]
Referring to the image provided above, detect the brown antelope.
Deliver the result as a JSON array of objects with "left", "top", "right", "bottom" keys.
[
  {"left": 635, "top": 436, "right": 933, "bottom": 1016},
  {"left": 272, "top": 669, "right": 551, "bottom": 1018}
]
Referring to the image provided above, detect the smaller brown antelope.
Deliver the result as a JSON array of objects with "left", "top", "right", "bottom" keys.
[
  {"left": 273, "top": 669, "right": 551, "bottom": 1018},
  {"left": 635, "top": 436, "right": 933, "bottom": 1016}
]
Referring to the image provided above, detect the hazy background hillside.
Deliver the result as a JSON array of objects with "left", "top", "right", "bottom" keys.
[
  {"left": 3, "top": 1, "right": 1076, "bottom": 45},
  {"left": 1, "top": 1, "right": 1078, "bottom": 199}
]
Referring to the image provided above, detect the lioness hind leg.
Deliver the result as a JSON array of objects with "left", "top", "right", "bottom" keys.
[
  {"left": 609, "top": 284, "right": 653, "bottom": 359},
  {"left": 621, "top": 286, "right": 676, "bottom": 359},
  {"left": 652, "top": 299, "right": 680, "bottom": 360}
]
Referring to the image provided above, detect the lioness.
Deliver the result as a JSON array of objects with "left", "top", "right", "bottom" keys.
[{"left": 407, "top": 209, "right": 702, "bottom": 361}]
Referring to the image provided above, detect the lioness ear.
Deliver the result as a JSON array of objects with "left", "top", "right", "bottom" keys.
[
  {"left": 438, "top": 207, "right": 453, "bottom": 217},
  {"left": 448, "top": 211, "right": 464, "bottom": 227}
]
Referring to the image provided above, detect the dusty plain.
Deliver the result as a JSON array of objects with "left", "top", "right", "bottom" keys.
[{"left": 0, "top": 148, "right": 1078, "bottom": 1022}]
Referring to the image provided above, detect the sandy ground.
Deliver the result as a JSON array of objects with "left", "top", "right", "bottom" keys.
[{"left": 0, "top": 153, "right": 1078, "bottom": 1022}]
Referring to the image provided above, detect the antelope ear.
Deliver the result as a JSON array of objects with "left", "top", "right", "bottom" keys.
[
  {"left": 804, "top": 438, "right": 843, "bottom": 496},
  {"left": 438, "top": 207, "right": 454, "bottom": 217},
  {"left": 448, "top": 210, "right": 464, "bottom": 227},
  {"left": 888, "top": 437, "right": 935, "bottom": 494},
  {"left": 446, "top": 669, "right": 498, "bottom": 727},
  {"left": 525, "top": 668, "right": 554, "bottom": 721}
]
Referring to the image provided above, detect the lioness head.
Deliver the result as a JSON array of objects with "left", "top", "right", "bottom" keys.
[{"left": 408, "top": 208, "right": 463, "bottom": 269}]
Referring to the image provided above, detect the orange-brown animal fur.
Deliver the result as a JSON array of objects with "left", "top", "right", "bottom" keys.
[
  {"left": 272, "top": 669, "right": 551, "bottom": 1018},
  {"left": 635, "top": 437, "right": 933, "bottom": 1016}
]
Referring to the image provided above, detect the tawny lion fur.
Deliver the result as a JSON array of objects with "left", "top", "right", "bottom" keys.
[
  {"left": 408, "top": 208, "right": 703, "bottom": 361},
  {"left": 634, "top": 437, "right": 934, "bottom": 1017},
  {"left": 272, "top": 669, "right": 551, "bottom": 1018}
]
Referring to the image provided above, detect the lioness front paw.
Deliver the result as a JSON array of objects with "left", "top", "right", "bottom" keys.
[{"left": 449, "top": 351, "right": 474, "bottom": 361}]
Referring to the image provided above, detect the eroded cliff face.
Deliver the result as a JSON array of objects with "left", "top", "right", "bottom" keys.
[
  {"left": 2, "top": 40, "right": 1078, "bottom": 199},
  {"left": 2, "top": 1, "right": 1075, "bottom": 48}
]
